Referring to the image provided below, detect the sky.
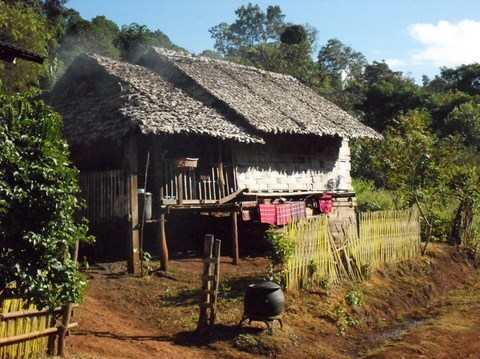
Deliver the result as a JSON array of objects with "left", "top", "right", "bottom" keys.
[{"left": 68, "top": 0, "right": 480, "bottom": 81}]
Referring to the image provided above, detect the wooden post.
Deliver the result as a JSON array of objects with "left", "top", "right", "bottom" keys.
[
  {"left": 124, "top": 135, "right": 140, "bottom": 275},
  {"left": 140, "top": 151, "right": 150, "bottom": 277},
  {"left": 197, "top": 234, "right": 214, "bottom": 332},
  {"left": 231, "top": 209, "right": 239, "bottom": 265},
  {"left": 209, "top": 239, "right": 221, "bottom": 326},
  {"left": 197, "top": 235, "right": 221, "bottom": 333},
  {"left": 159, "top": 213, "right": 169, "bottom": 271},
  {"left": 57, "top": 239, "right": 80, "bottom": 357},
  {"left": 57, "top": 305, "right": 72, "bottom": 357},
  {"left": 47, "top": 313, "right": 56, "bottom": 356},
  {"left": 218, "top": 142, "right": 226, "bottom": 198},
  {"left": 151, "top": 140, "right": 169, "bottom": 271},
  {"left": 176, "top": 171, "right": 184, "bottom": 205},
  {"left": 127, "top": 174, "right": 141, "bottom": 275}
]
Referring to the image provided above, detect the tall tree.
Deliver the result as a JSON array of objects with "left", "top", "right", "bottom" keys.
[
  {"left": 209, "top": 3, "right": 286, "bottom": 56},
  {"left": 317, "top": 38, "right": 367, "bottom": 89},
  {"left": 427, "top": 64, "right": 480, "bottom": 95},
  {"left": 353, "top": 61, "right": 424, "bottom": 131},
  {"left": 58, "top": 12, "right": 120, "bottom": 67},
  {"left": 115, "top": 23, "right": 177, "bottom": 63}
]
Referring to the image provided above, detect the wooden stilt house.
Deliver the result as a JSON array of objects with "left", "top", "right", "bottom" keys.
[{"left": 48, "top": 50, "right": 380, "bottom": 274}]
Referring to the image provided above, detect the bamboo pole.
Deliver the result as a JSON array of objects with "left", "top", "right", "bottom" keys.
[{"left": 231, "top": 210, "right": 239, "bottom": 265}]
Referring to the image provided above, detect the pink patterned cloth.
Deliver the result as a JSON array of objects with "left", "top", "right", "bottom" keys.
[
  {"left": 276, "top": 204, "right": 293, "bottom": 225},
  {"left": 259, "top": 201, "right": 307, "bottom": 225},
  {"left": 319, "top": 193, "right": 333, "bottom": 214},
  {"left": 259, "top": 204, "right": 276, "bottom": 225},
  {"left": 290, "top": 201, "right": 306, "bottom": 221}
]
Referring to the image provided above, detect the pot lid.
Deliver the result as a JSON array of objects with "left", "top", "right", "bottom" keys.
[{"left": 248, "top": 280, "right": 281, "bottom": 290}]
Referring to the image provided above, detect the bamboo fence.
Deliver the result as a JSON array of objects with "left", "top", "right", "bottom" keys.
[
  {"left": 0, "top": 298, "right": 52, "bottom": 359},
  {"left": 282, "top": 208, "right": 421, "bottom": 291},
  {"left": 350, "top": 208, "right": 421, "bottom": 269},
  {"left": 284, "top": 217, "right": 341, "bottom": 291}
]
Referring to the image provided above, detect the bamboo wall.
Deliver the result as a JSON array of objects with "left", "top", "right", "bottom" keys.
[
  {"left": 79, "top": 170, "right": 130, "bottom": 224},
  {"left": 283, "top": 208, "right": 421, "bottom": 291},
  {"left": 0, "top": 298, "right": 53, "bottom": 359}
]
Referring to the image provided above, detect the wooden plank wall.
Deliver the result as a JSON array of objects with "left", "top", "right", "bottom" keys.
[{"left": 79, "top": 170, "right": 130, "bottom": 224}]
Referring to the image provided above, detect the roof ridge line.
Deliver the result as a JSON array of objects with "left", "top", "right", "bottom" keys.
[{"left": 152, "top": 46, "right": 297, "bottom": 81}]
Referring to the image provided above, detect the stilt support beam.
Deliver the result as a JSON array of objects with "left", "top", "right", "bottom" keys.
[{"left": 231, "top": 209, "right": 239, "bottom": 265}]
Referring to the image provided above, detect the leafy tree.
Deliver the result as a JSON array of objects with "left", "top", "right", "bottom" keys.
[
  {"left": 0, "top": 1, "right": 53, "bottom": 92},
  {"left": 237, "top": 30, "right": 319, "bottom": 85},
  {"left": 317, "top": 38, "right": 367, "bottom": 90},
  {"left": 280, "top": 25, "right": 307, "bottom": 45},
  {"left": 209, "top": 3, "right": 286, "bottom": 56},
  {"left": 115, "top": 23, "right": 178, "bottom": 63},
  {"left": 353, "top": 61, "right": 424, "bottom": 131},
  {"left": 57, "top": 12, "right": 120, "bottom": 68},
  {"left": 0, "top": 91, "right": 90, "bottom": 308},
  {"left": 427, "top": 90, "right": 474, "bottom": 135},
  {"left": 427, "top": 64, "right": 480, "bottom": 95},
  {"left": 443, "top": 101, "right": 480, "bottom": 148}
]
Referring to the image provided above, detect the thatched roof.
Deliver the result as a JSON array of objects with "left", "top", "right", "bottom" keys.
[
  {"left": 144, "top": 47, "right": 380, "bottom": 139},
  {"left": 49, "top": 54, "right": 264, "bottom": 144}
]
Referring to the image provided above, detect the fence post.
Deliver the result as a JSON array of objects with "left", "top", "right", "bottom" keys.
[
  {"left": 127, "top": 174, "right": 141, "bottom": 275},
  {"left": 197, "top": 234, "right": 221, "bottom": 333},
  {"left": 209, "top": 239, "right": 221, "bottom": 326},
  {"left": 57, "top": 239, "right": 80, "bottom": 357},
  {"left": 231, "top": 209, "right": 239, "bottom": 265}
]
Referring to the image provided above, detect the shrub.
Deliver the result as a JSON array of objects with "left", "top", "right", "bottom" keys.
[
  {"left": 353, "top": 179, "right": 401, "bottom": 212},
  {"left": 0, "top": 91, "right": 91, "bottom": 308}
]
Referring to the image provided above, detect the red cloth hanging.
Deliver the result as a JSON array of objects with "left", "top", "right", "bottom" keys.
[
  {"left": 259, "top": 204, "right": 276, "bottom": 225},
  {"left": 290, "top": 201, "right": 306, "bottom": 221},
  {"left": 276, "top": 204, "right": 292, "bottom": 225},
  {"left": 319, "top": 193, "right": 333, "bottom": 214}
]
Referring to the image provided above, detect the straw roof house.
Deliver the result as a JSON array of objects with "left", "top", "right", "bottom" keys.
[{"left": 48, "top": 49, "right": 380, "bottom": 273}]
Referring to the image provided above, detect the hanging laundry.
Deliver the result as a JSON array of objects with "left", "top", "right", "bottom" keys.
[
  {"left": 258, "top": 204, "right": 276, "bottom": 225},
  {"left": 319, "top": 193, "right": 333, "bottom": 214},
  {"left": 276, "top": 204, "right": 293, "bottom": 225},
  {"left": 290, "top": 201, "right": 306, "bottom": 221}
]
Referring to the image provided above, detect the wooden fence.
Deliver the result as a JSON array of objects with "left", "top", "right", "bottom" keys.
[
  {"left": 79, "top": 170, "right": 130, "bottom": 224},
  {"left": 284, "top": 216, "right": 339, "bottom": 291},
  {"left": 0, "top": 298, "right": 51, "bottom": 359},
  {"left": 350, "top": 208, "right": 421, "bottom": 270},
  {"left": 283, "top": 208, "right": 421, "bottom": 291},
  {"left": 0, "top": 297, "right": 77, "bottom": 359}
]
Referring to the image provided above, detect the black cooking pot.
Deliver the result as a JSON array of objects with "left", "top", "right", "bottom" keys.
[{"left": 244, "top": 280, "right": 285, "bottom": 319}]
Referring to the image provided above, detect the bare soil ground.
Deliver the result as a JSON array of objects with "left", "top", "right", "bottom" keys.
[{"left": 66, "top": 245, "right": 480, "bottom": 358}]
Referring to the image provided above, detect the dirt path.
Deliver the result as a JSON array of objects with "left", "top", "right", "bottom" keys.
[
  {"left": 65, "top": 247, "right": 480, "bottom": 359},
  {"left": 362, "top": 276, "right": 480, "bottom": 359},
  {"left": 66, "top": 280, "right": 213, "bottom": 359}
]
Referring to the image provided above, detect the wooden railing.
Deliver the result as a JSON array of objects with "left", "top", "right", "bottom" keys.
[{"left": 157, "top": 160, "right": 238, "bottom": 204}]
